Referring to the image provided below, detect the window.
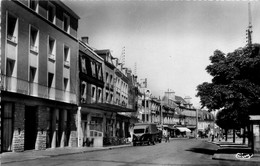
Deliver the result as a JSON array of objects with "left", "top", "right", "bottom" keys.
[
  {"left": 110, "top": 94, "right": 113, "bottom": 103},
  {"left": 30, "top": 26, "right": 39, "bottom": 53},
  {"left": 81, "top": 81, "right": 87, "bottom": 103},
  {"left": 90, "top": 61, "right": 96, "bottom": 77},
  {"left": 106, "top": 72, "right": 109, "bottom": 83},
  {"left": 91, "top": 86, "right": 96, "bottom": 98},
  {"left": 7, "top": 13, "right": 18, "bottom": 43},
  {"left": 48, "top": 72, "right": 54, "bottom": 88},
  {"left": 63, "top": 14, "right": 70, "bottom": 33},
  {"left": 6, "top": 59, "right": 15, "bottom": 77},
  {"left": 48, "top": 37, "right": 56, "bottom": 60},
  {"left": 97, "top": 64, "right": 102, "bottom": 80},
  {"left": 106, "top": 92, "right": 109, "bottom": 102},
  {"left": 64, "top": 45, "right": 70, "bottom": 67},
  {"left": 29, "top": 0, "right": 38, "bottom": 12},
  {"left": 64, "top": 78, "right": 69, "bottom": 91},
  {"left": 81, "top": 57, "right": 87, "bottom": 74},
  {"left": 110, "top": 75, "right": 113, "bottom": 84},
  {"left": 29, "top": 66, "right": 36, "bottom": 82},
  {"left": 98, "top": 88, "right": 102, "bottom": 102},
  {"left": 47, "top": 2, "right": 55, "bottom": 23}
]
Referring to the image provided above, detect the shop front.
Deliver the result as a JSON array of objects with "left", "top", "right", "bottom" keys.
[{"left": 78, "top": 103, "right": 136, "bottom": 147}]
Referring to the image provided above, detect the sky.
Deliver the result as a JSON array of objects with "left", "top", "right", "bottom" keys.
[{"left": 62, "top": 0, "right": 260, "bottom": 108}]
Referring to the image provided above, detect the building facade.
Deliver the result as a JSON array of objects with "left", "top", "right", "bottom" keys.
[{"left": 1, "top": 0, "right": 79, "bottom": 152}]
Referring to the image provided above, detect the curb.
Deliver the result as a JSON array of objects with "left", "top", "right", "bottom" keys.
[
  {"left": 212, "top": 153, "right": 260, "bottom": 163},
  {"left": 1, "top": 144, "right": 133, "bottom": 164}
]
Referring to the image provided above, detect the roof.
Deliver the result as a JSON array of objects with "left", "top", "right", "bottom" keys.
[{"left": 175, "top": 95, "right": 187, "bottom": 104}]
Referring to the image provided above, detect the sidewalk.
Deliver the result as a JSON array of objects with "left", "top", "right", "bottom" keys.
[
  {"left": 1, "top": 137, "right": 183, "bottom": 164},
  {"left": 206, "top": 137, "right": 260, "bottom": 163},
  {"left": 1, "top": 144, "right": 132, "bottom": 164}
]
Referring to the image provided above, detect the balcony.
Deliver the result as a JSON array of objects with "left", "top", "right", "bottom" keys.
[{"left": 1, "top": 75, "right": 76, "bottom": 104}]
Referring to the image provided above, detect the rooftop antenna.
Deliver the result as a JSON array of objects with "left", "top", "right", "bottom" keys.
[{"left": 246, "top": 2, "right": 253, "bottom": 46}]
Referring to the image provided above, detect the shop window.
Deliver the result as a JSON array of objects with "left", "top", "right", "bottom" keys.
[
  {"left": 30, "top": 26, "right": 39, "bottom": 53},
  {"left": 48, "top": 2, "right": 56, "bottom": 23},
  {"left": 7, "top": 13, "right": 18, "bottom": 43}
]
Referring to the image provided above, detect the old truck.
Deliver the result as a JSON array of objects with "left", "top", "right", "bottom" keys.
[{"left": 132, "top": 123, "right": 161, "bottom": 146}]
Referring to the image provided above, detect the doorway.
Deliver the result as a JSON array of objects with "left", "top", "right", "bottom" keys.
[{"left": 24, "top": 106, "right": 38, "bottom": 150}]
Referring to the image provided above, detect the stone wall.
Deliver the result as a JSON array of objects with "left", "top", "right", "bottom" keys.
[
  {"left": 35, "top": 106, "right": 49, "bottom": 150},
  {"left": 12, "top": 103, "right": 25, "bottom": 152},
  {"left": 69, "top": 109, "right": 78, "bottom": 147}
]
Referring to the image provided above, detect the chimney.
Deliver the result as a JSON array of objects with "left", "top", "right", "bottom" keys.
[
  {"left": 81, "top": 36, "right": 89, "bottom": 44},
  {"left": 164, "top": 90, "right": 175, "bottom": 101}
]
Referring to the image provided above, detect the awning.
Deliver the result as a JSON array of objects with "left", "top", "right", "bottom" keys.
[
  {"left": 81, "top": 103, "right": 136, "bottom": 113},
  {"left": 176, "top": 127, "right": 191, "bottom": 133}
]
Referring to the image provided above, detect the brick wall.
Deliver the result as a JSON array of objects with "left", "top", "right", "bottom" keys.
[{"left": 12, "top": 103, "right": 25, "bottom": 152}]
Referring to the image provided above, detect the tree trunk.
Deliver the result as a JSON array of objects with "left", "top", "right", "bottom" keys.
[
  {"left": 225, "top": 129, "right": 228, "bottom": 141},
  {"left": 233, "top": 129, "right": 235, "bottom": 143},
  {"left": 242, "top": 126, "right": 246, "bottom": 144}
]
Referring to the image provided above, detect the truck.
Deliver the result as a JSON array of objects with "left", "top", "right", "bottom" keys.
[{"left": 132, "top": 123, "right": 161, "bottom": 146}]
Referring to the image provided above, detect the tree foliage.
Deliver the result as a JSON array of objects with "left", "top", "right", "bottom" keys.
[{"left": 196, "top": 44, "right": 260, "bottom": 129}]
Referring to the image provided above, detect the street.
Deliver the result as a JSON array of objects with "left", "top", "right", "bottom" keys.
[{"left": 2, "top": 139, "right": 258, "bottom": 166}]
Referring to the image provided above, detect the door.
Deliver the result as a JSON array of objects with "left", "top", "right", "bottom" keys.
[
  {"left": 2, "top": 103, "right": 14, "bottom": 152},
  {"left": 24, "top": 106, "right": 38, "bottom": 150}
]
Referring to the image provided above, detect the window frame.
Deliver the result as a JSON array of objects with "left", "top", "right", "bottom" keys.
[
  {"left": 7, "top": 12, "right": 18, "bottom": 44},
  {"left": 47, "top": 2, "right": 56, "bottom": 24},
  {"left": 63, "top": 13, "right": 70, "bottom": 33},
  {"left": 64, "top": 45, "right": 70, "bottom": 68},
  {"left": 29, "top": 25, "right": 39, "bottom": 53}
]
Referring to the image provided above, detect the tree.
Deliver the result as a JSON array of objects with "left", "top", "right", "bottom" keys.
[{"left": 196, "top": 44, "right": 260, "bottom": 140}]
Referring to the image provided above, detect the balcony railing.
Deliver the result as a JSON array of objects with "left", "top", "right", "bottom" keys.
[
  {"left": 1, "top": 75, "right": 76, "bottom": 104},
  {"left": 48, "top": 53, "right": 55, "bottom": 61},
  {"left": 64, "top": 60, "right": 70, "bottom": 68},
  {"left": 7, "top": 35, "right": 17, "bottom": 43},
  {"left": 30, "top": 45, "right": 38, "bottom": 53}
]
